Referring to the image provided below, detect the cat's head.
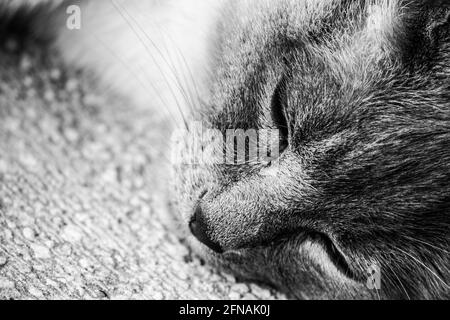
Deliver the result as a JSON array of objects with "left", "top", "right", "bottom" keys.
[{"left": 170, "top": 0, "right": 449, "bottom": 299}]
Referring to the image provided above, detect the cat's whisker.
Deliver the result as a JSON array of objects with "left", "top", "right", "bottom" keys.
[
  {"left": 92, "top": 34, "right": 179, "bottom": 135},
  {"left": 397, "top": 248, "right": 449, "bottom": 289},
  {"left": 121, "top": 1, "right": 198, "bottom": 121},
  {"left": 384, "top": 263, "right": 411, "bottom": 300},
  {"left": 155, "top": 26, "right": 199, "bottom": 115},
  {"left": 162, "top": 28, "right": 203, "bottom": 112},
  {"left": 111, "top": 0, "right": 189, "bottom": 130},
  {"left": 404, "top": 236, "right": 450, "bottom": 255}
]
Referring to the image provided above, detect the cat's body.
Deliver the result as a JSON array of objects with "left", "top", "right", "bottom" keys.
[{"left": 2, "top": 0, "right": 449, "bottom": 299}]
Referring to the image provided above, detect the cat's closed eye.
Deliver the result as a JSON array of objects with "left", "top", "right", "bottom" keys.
[{"left": 271, "top": 76, "right": 289, "bottom": 155}]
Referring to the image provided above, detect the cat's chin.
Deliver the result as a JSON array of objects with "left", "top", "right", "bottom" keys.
[
  {"left": 186, "top": 231, "right": 374, "bottom": 299},
  {"left": 170, "top": 199, "right": 373, "bottom": 298}
]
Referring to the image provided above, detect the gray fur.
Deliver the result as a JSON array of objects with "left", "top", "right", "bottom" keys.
[
  {"left": 172, "top": 0, "right": 450, "bottom": 299},
  {"left": 2, "top": 0, "right": 449, "bottom": 299}
]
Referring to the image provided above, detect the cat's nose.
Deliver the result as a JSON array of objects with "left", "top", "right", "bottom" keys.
[{"left": 189, "top": 205, "right": 223, "bottom": 253}]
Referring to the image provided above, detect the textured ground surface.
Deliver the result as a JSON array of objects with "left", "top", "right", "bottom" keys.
[{"left": 0, "top": 42, "right": 284, "bottom": 300}]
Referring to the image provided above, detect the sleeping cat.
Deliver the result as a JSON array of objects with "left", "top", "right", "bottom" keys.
[
  {"left": 2, "top": 0, "right": 449, "bottom": 299},
  {"left": 171, "top": 0, "right": 450, "bottom": 299}
]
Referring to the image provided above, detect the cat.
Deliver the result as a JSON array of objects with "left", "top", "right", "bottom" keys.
[
  {"left": 2, "top": 0, "right": 449, "bottom": 299},
  {"left": 168, "top": 0, "right": 450, "bottom": 299}
]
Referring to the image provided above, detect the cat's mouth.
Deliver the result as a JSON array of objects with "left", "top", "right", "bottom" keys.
[
  {"left": 221, "top": 228, "right": 363, "bottom": 283},
  {"left": 189, "top": 204, "right": 362, "bottom": 283}
]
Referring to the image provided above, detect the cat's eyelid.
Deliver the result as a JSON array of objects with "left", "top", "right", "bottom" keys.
[{"left": 271, "top": 76, "right": 290, "bottom": 153}]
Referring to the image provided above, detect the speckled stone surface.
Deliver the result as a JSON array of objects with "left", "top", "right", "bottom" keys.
[{"left": 0, "top": 42, "right": 285, "bottom": 300}]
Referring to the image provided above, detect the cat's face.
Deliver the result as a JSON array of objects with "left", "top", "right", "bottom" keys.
[{"left": 171, "top": 0, "right": 449, "bottom": 299}]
